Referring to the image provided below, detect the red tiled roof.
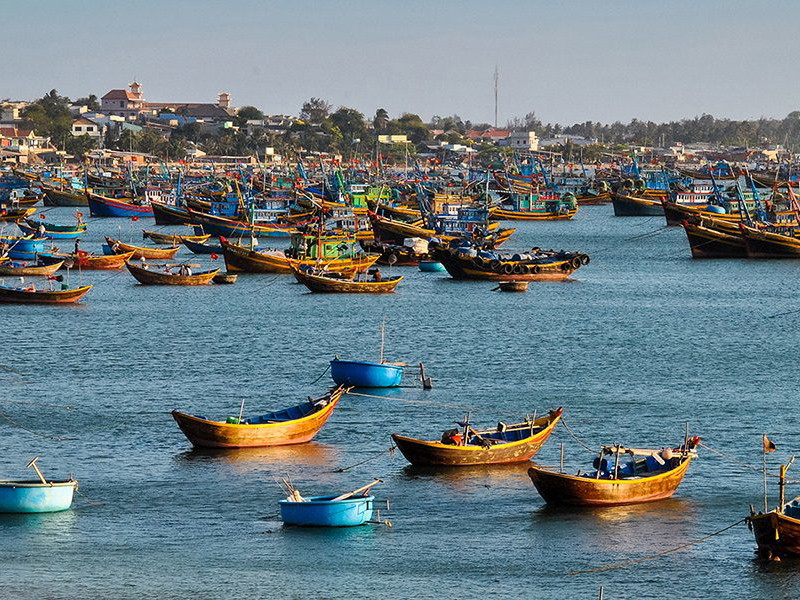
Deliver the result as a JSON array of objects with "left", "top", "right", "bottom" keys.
[
  {"left": 102, "top": 89, "right": 136, "bottom": 101},
  {"left": 0, "top": 127, "right": 33, "bottom": 138},
  {"left": 466, "top": 128, "right": 511, "bottom": 140}
]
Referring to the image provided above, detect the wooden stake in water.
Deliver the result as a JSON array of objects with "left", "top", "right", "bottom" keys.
[{"left": 560, "top": 443, "right": 564, "bottom": 473}]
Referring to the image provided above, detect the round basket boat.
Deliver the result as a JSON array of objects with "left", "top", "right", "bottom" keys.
[{"left": 279, "top": 495, "right": 374, "bottom": 527}]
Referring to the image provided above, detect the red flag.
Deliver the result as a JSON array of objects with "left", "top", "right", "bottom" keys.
[
  {"left": 210, "top": 253, "right": 219, "bottom": 260},
  {"left": 131, "top": 216, "right": 139, "bottom": 222},
  {"left": 40, "top": 214, "right": 46, "bottom": 219},
  {"left": 763, "top": 435, "right": 776, "bottom": 453}
]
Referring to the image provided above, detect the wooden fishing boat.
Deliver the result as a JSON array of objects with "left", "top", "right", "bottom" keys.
[
  {"left": 575, "top": 190, "right": 612, "bottom": 205},
  {"left": 527, "top": 436, "right": 700, "bottom": 506},
  {"left": 20, "top": 218, "right": 87, "bottom": 239},
  {"left": 748, "top": 460, "right": 800, "bottom": 560},
  {"left": 369, "top": 212, "right": 515, "bottom": 248},
  {"left": 105, "top": 237, "right": 180, "bottom": 260},
  {"left": 611, "top": 192, "right": 667, "bottom": 216},
  {"left": 125, "top": 261, "right": 219, "bottom": 285},
  {"left": 88, "top": 191, "right": 153, "bottom": 217},
  {"left": 171, "top": 385, "right": 347, "bottom": 448},
  {"left": 151, "top": 200, "right": 191, "bottom": 225},
  {"left": 187, "top": 208, "right": 296, "bottom": 238},
  {"left": 0, "top": 235, "right": 48, "bottom": 260},
  {"left": 0, "top": 282, "right": 92, "bottom": 304},
  {"left": 0, "top": 255, "right": 64, "bottom": 276},
  {"left": 433, "top": 244, "right": 589, "bottom": 281},
  {"left": 392, "top": 408, "right": 563, "bottom": 466},
  {"left": 0, "top": 207, "right": 36, "bottom": 222},
  {"left": 221, "top": 237, "right": 378, "bottom": 275},
  {"left": 59, "top": 249, "right": 136, "bottom": 270},
  {"left": 490, "top": 191, "right": 579, "bottom": 221},
  {"left": 292, "top": 266, "right": 403, "bottom": 293},
  {"left": 739, "top": 224, "right": 800, "bottom": 258},
  {"left": 182, "top": 237, "right": 222, "bottom": 254},
  {"left": 680, "top": 217, "right": 747, "bottom": 258},
  {"left": 142, "top": 230, "right": 211, "bottom": 245},
  {"left": 41, "top": 185, "right": 89, "bottom": 207}
]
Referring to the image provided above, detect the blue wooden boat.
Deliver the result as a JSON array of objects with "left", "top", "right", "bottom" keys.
[
  {"left": 0, "top": 458, "right": 77, "bottom": 513},
  {"left": 18, "top": 219, "right": 86, "bottom": 240},
  {"left": 279, "top": 494, "right": 374, "bottom": 527},
  {"left": 330, "top": 358, "right": 403, "bottom": 388},
  {"left": 182, "top": 237, "right": 222, "bottom": 255},
  {"left": 0, "top": 236, "right": 47, "bottom": 260},
  {"left": 418, "top": 260, "right": 446, "bottom": 272},
  {"left": 87, "top": 191, "right": 153, "bottom": 218}
]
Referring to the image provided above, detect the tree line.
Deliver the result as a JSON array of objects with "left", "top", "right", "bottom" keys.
[{"left": 13, "top": 89, "right": 800, "bottom": 162}]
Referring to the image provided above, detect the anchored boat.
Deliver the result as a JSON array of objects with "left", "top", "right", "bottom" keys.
[
  {"left": 0, "top": 458, "right": 77, "bottom": 513},
  {"left": 527, "top": 435, "right": 700, "bottom": 506},
  {"left": 171, "top": 385, "right": 347, "bottom": 448},
  {"left": 392, "top": 408, "right": 562, "bottom": 466}
]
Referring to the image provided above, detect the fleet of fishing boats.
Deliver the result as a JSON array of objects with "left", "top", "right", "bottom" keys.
[{"left": 3, "top": 156, "right": 799, "bottom": 561}]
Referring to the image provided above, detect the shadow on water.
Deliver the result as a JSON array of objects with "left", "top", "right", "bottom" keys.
[{"left": 0, "top": 509, "right": 78, "bottom": 534}]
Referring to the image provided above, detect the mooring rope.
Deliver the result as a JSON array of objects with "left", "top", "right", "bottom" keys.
[
  {"left": 332, "top": 445, "right": 396, "bottom": 473},
  {"left": 308, "top": 364, "right": 330, "bottom": 385},
  {"left": 591, "top": 225, "right": 670, "bottom": 255},
  {"left": 560, "top": 418, "right": 598, "bottom": 454},
  {"left": 0, "top": 407, "right": 70, "bottom": 441},
  {"left": 570, "top": 518, "right": 747, "bottom": 576}
]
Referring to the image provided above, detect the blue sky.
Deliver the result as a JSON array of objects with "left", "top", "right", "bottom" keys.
[{"left": 6, "top": 0, "right": 800, "bottom": 125}]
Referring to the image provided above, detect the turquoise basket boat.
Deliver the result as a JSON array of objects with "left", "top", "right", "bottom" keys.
[
  {"left": 0, "top": 480, "right": 77, "bottom": 513},
  {"left": 279, "top": 495, "right": 374, "bottom": 527},
  {"left": 418, "top": 260, "right": 446, "bottom": 272},
  {"left": 330, "top": 358, "right": 403, "bottom": 388}
]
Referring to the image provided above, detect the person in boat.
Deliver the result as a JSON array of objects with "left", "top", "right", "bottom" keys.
[
  {"left": 441, "top": 428, "right": 463, "bottom": 446},
  {"left": 37, "top": 222, "right": 46, "bottom": 237},
  {"left": 73, "top": 238, "right": 80, "bottom": 254},
  {"left": 75, "top": 211, "right": 84, "bottom": 225},
  {"left": 178, "top": 264, "right": 192, "bottom": 276},
  {"left": 371, "top": 268, "right": 383, "bottom": 282}
]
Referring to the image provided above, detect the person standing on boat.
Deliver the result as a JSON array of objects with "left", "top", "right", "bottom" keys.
[{"left": 73, "top": 238, "right": 80, "bottom": 255}]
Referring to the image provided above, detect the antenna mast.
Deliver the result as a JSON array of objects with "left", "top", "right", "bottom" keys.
[{"left": 494, "top": 65, "right": 499, "bottom": 128}]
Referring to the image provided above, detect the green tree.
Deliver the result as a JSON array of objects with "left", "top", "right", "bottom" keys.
[
  {"left": 65, "top": 134, "right": 96, "bottom": 160},
  {"left": 235, "top": 105, "right": 264, "bottom": 127},
  {"left": 20, "top": 89, "right": 73, "bottom": 147},
  {"left": 373, "top": 108, "right": 389, "bottom": 132},
  {"left": 300, "top": 98, "right": 332, "bottom": 125}
]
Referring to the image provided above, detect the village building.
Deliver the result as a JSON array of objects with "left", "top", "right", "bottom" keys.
[{"left": 500, "top": 130, "right": 540, "bottom": 151}]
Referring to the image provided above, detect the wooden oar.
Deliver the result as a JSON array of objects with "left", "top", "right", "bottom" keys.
[{"left": 331, "top": 479, "right": 382, "bottom": 502}]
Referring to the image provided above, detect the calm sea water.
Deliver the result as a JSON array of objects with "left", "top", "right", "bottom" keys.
[{"left": 2, "top": 206, "right": 800, "bottom": 599}]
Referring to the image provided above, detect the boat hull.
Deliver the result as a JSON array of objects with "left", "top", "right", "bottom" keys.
[
  {"left": 681, "top": 219, "right": 746, "bottom": 258},
  {"left": 527, "top": 458, "right": 692, "bottom": 506},
  {"left": 749, "top": 511, "right": 800, "bottom": 559},
  {"left": 88, "top": 192, "right": 153, "bottom": 217},
  {"left": 612, "top": 193, "right": 665, "bottom": 216},
  {"left": 105, "top": 237, "right": 180, "bottom": 260},
  {"left": 392, "top": 410, "right": 561, "bottom": 466},
  {"left": 42, "top": 187, "right": 88, "bottom": 207},
  {"left": 294, "top": 270, "right": 402, "bottom": 293},
  {"left": 740, "top": 226, "right": 800, "bottom": 258},
  {"left": 171, "top": 392, "right": 342, "bottom": 448},
  {"left": 279, "top": 495, "right": 374, "bottom": 527},
  {"left": 330, "top": 359, "right": 403, "bottom": 388},
  {"left": 0, "top": 480, "right": 77, "bottom": 513},
  {"left": 0, "top": 284, "right": 92, "bottom": 304},
  {"left": 125, "top": 262, "right": 219, "bottom": 285},
  {"left": 151, "top": 201, "right": 191, "bottom": 225}
]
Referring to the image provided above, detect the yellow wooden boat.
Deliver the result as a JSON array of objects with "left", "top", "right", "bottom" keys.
[{"left": 220, "top": 237, "right": 379, "bottom": 274}]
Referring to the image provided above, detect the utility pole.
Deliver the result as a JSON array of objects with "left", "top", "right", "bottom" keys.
[{"left": 494, "top": 65, "right": 499, "bottom": 128}]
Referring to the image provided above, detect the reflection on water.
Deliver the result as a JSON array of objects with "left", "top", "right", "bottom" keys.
[
  {"left": 174, "top": 442, "right": 340, "bottom": 473},
  {"left": 0, "top": 508, "right": 78, "bottom": 535},
  {"left": 532, "top": 496, "right": 698, "bottom": 554}
]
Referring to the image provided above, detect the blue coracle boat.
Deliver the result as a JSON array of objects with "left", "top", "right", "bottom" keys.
[
  {"left": 0, "top": 480, "right": 77, "bottom": 513},
  {"left": 279, "top": 495, "right": 374, "bottom": 527},
  {"left": 418, "top": 260, "right": 446, "bottom": 272},
  {"left": 330, "top": 358, "right": 403, "bottom": 388}
]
